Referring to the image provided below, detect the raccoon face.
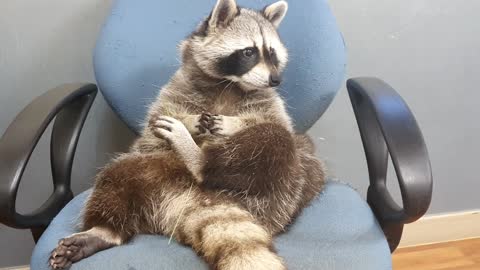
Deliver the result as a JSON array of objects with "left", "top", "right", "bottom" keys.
[{"left": 188, "top": 0, "right": 289, "bottom": 91}]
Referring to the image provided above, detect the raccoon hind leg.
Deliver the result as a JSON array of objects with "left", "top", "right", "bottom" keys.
[
  {"left": 49, "top": 226, "right": 123, "bottom": 269},
  {"left": 49, "top": 152, "right": 179, "bottom": 269},
  {"left": 82, "top": 153, "right": 172, "bottom": 238},
  {"left": 202, "top": 122, "right": 297, "bottom": 192}
]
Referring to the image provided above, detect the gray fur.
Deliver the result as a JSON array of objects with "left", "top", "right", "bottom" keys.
[{"left": 132, "top": 1, "right": 291, "bottom": 153}]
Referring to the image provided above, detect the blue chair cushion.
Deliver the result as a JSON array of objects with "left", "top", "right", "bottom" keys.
[
  {"left": 31, "top": 181, "right": 392, "bottom": 270},
  {"left": 94, "top": 0, "right": 346, "bottom": 134}
]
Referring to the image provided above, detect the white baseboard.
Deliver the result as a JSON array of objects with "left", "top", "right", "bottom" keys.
[
  {"left": 398, "top": 210, "right": 480, "bottom": 248},
  {"left": 1, "top": 266, "right": 29, "bottom": 270}
]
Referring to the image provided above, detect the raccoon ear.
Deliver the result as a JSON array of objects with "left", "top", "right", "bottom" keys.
[
  {"left": 263, "top": 1, "right": 288, "bottom": 28},
  {"left": 209, "top": 0, "right": 239, "bottom": 29}
]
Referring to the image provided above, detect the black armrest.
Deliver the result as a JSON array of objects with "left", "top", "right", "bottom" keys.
[
  {"left": 0, "top": 83, "right": 97, "bottom": 241},
  {"left": 346, "top": 77, "right": 432, "bottom": 252}
]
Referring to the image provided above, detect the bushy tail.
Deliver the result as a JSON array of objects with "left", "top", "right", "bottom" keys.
[{"left": 178, "top": 203, "right": 287, "bottom": 270}]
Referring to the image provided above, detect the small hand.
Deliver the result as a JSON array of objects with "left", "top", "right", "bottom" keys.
[
  {"left": 149, "top": 115, "right": 204, "bottom": 183},
  {"left": 181, "top": 114, "right": 208, "bottom": 136},
  {"left": 197, "top": 112, "right": 214, "bottom": 134},
  {"left": 149, "top": 115, "right": 194, "bottom": 146},
  {"left": 199, "top": 114, "right": 242, "bottom": 136}
]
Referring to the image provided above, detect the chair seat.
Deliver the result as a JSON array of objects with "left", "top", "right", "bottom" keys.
[{"left": 31, "top": 181, "right": 391, "bottom": 270}]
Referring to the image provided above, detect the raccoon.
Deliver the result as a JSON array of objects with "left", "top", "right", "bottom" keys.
[{"left": 49, "top": 0, "right": 325, "bottom": 269}]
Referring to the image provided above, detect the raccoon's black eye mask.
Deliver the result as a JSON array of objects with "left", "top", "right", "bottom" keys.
[
  {"left": 217, "top": 46, "right": 260, "bottom": 76},
  {"left": 264, "top": 47, "right": 279, "bottom": 67}
]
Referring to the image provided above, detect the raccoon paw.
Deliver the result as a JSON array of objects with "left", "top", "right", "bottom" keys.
[
  {"left": 208, "top": 115, "right": 242, "bottom": 136},
  {"left": 151, "top": 116, "right": 200, "bottom": 156},
  {"left": 151, "top": 116, "right": 190, "bottom": 139},
  {"left": 209, "top": 114, "right": 224, "bottom": 135},
  {"left": 197, "top": 112, "right": 214, "bottom": 134},
  {"left": 49, "top": 233, "right": 113, "bottom": 269},
  {"left": 177, "top": 114, "right": 208, "bottom": 136}
]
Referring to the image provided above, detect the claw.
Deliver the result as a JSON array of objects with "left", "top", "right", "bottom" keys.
[
  {"left": 210, "top": 128, "right": 223, "bottom": 134},
  {"left": 196, "top": 125, "right": 207, "bottom": 134},
  {"left": 199, "top": 113, "right": 214, "bottom": 129},
  {"left": 158, "top": 116, "right": 174, "bottom": 124}
]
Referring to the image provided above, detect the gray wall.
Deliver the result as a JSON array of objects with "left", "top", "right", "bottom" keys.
[
  {"left": 322, "top": 0, "right": 480, "bottom": 214},
  {"left": 0, "top": 0, "right": 479, "bottom": 267},
  {"left": 0, "top": 0, "right": 129, "bottom": 267}
]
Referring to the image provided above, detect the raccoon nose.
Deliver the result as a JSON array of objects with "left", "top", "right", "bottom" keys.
[{"left": 269, "top": 74, "right": 281, "bottom": 87}]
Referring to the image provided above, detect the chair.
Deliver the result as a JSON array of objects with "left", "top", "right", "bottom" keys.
[{"left": 0, "top": 0, "right": 432, "bottom": 269}]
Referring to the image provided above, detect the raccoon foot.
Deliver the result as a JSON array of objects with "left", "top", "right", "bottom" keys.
[
  {"left": 49, "top": 227, "right": 121, "bottom": 269},
  {"left": 151, "top": 116, "right": 205, "bottom": 183}
]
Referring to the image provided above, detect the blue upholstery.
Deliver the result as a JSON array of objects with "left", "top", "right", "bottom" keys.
[
  {"left": 94, "top": 0, "right": 346, "bottom": 134},
  {"left": 31, "top": 182, "right": 391, "bottom": 270}
]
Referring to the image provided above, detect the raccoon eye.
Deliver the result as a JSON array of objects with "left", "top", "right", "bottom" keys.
[{"left": 242, "top": 47, "right": 256, "bottom": 57}]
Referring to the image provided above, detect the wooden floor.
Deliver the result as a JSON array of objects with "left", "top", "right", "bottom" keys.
[{"left": 393, "top": 238, "right": 480, "bottom": 270}]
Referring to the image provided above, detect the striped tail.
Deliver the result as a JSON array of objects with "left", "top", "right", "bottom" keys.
[{"left": 177, "top": 203, "right": 287, "bottom": 270}]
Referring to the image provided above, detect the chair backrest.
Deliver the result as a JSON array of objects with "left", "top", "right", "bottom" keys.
[{"left": 94, "top": 0, "right": 346, "bottom": 134}]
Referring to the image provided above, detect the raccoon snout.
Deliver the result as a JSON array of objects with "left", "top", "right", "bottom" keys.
[{"left": 269, "top": 74, "right": 281, "bottom": 87}]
